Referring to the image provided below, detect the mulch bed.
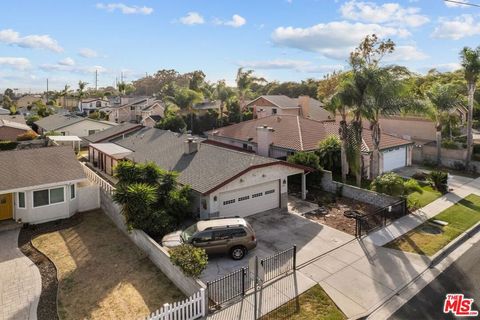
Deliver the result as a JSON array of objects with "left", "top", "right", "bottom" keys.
[{"left": 18, "top": 213, "right": 84, "bottom": 320}]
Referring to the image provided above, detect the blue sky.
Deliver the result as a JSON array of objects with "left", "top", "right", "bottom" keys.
[{"left": 0, "top": 0, "right": 479, "bottom": 92}]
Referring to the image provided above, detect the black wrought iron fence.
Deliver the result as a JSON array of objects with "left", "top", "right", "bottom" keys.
[
  {"left": 355, "top": 199, "right": 407, "bottom": 237},
  {"left": 260, "top": 245, "right": 296, "bottom": 282}
]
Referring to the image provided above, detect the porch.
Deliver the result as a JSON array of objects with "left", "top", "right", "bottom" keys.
[{"left": 88, "top": 143, "right": 132, "bottom": 176}]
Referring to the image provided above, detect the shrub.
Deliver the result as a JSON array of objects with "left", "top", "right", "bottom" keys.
[
  {"left": 0, "top": 141, "right": 18, "bottom": 151},
  {"left": 287, "top": 152, "right": 323, "bottom": 187},
  {"left": 428, "top": 170, "right": 448, "bottom": 193},
  {"left": 412, "top": 171, "right": 428, "bottom": 181},
  {"left": 453, "top": 161, "right": 466, "bottom": 171},
  {"left": 370, "top": 172, "right": 405, "bottom": 196},
  {"left": 441, "top": 139, "right": 459, "bottom": 149},
  {"left": 155, "top": 113, "right": 187, "bottom": 133},
  {"left": 16, "top": 130, "right": 38, "bottom": 141},
  {"left": 316, "top": 135, "right": 341, "bottom": 173},
  {"left": 169, "top": 244, "right": 208, "bottom": 278},
  {"left": 404, "top": 179, "right": 423, "bottom": 194}
]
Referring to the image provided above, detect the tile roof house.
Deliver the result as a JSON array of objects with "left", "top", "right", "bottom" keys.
[
  {"left": 35, "top": 114, "right": 117, "bottom": 137},
  {"left": 207, "top": 115, "right": 414, "bottom": 179},
  {"left": 87, "top": 127, "right": 310, "bottom": 219},
  {"left": 247, "top": 95, "right": 333, "bottom": 122},
  {"left": 0, "top": 146, "right": 99, "bottom": 224},
  {"left": 102, "top": 98, "right": 165, "bottom": 124}
]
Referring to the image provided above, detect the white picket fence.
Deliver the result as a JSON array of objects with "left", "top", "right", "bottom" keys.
[
  {"left": 146, "top": 288, "right": 206, "bottom": 320},
  {"left": 80, "top": 162, "right": 116, "bottom": 195}
]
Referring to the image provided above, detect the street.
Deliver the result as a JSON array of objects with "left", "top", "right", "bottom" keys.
[{"left": 390, "top": 243, "right": 480, "bottom": 320}]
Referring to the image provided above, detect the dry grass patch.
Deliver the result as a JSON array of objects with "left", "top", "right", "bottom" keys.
[{"left": 32, "top": 210, "right": 184, "bottom": 320}]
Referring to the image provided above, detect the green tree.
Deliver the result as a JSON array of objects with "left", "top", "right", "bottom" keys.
[
  {"left": 60, "top": 84, "right": 72, "bottom": 107},
  {"left": 227, "top": 98, "right": 242, "bottom": 123},
  {"left": 460, "top": 46, "right": 480, "bottom": 169},
  {"left": 215, "top": 80, "right": 236, "bottom": 126},
  {"left": 77, "top": 80, "right": 88, "bottom": 106},
  {"left": 236, "top": 68, "right": 264, "bottom": 109},
  {"left": 155, "top": 112, "right": 187, "bottom": 133},
  {"left": 167, "top": 88, "right": 203, "bottom": 132},
  {"left": 316, "top": 135, "right": 341, "bottom": 173},
  {"left": 32, "top": 100, "right": 54, "bottom": 118}
]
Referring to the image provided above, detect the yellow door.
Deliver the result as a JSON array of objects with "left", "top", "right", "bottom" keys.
[{"left": 0, "top": 194, "right": 13, "bottom": 220}]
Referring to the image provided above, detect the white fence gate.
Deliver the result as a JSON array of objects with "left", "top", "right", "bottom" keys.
[{"left": 146, "top": 288, "right": 206, "bottom": 320}]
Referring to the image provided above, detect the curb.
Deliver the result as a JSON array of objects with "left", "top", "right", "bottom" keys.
[{"left": 359, "top": 220, "right": 480, "bottom": 320}]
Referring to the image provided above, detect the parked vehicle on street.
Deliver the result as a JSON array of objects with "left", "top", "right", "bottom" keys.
[{"left": 162, "top": 217, "right": 257, "bottom": 260}]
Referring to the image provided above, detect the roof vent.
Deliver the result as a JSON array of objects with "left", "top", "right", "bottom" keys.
[{"left": 184, "top": 137, "right": 199, "bottom": 155}]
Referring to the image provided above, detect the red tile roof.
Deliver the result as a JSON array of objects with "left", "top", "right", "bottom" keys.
[{"left": 209, "top": 115, "right": 413, "bottom": 152}]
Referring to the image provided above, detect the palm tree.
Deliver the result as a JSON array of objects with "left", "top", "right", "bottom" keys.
[
  {"left": 460, "top": 46, "right": 480, "bottom": 169},
  {"left": 215, "top": 80, "right": 235, "bottom": 126},
  {"left": 167, "top": 88, "right": 203, "bottom": 132},
  {"left": 426, "top": 84, "right": 462, "bottom": 165},
  {"left": 235, "top": 68, "right": 264, "bottom": 110},
  {"left": 77, "top": 80, "right": 88, "bottom": 107},
  {"left": 327, "top": 93, "right": 350, "bottom": 183},
  {"left": 60, "top": 84, "right": 71, "bottom": 108}
]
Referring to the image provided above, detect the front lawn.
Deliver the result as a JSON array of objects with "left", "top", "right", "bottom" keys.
[
  {"left": 260, "top": 285, "right": 345, "bottom": 320},
  {"left": 406, "top": 184, "right": 443, "bottom": 209},
  {"left": 32, "top": 210, "right": 184, "bottom": 320},
  {"left": 386, "top": 194, "right": 480, "bottom": 256}
]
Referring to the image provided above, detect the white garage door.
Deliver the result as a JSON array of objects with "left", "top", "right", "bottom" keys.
[
  {"left": 219, "top": 180, "right": 279, "bottom": 218},
  {"left": 382, "top": 146, "right": 407, "bottom": 172}
]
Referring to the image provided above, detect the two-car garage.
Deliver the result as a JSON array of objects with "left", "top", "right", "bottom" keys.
[
  {"left": 382, "top": 146, "right": 407, "bottom": 172},
  {"left": 218, "top": 180, "right": 280, "bottom": 218}
]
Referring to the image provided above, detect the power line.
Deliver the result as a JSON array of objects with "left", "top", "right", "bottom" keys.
[{"left": 444, "top": 0, "right": 480, "bottom": 8}]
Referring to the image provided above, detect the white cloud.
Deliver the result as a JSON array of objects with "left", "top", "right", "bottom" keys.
[
  {"left": 271, "top": 21, "right": 410, "bottom": 59},
  {"left": 384, "top": 45, "right": 428, "bottom": 62},
  {"left": 238, "top": 59, "right": 344, "bottom": 73},
  {"left": 0, "top": 57, "right": 31, "bottom": 70},
  {"left": 58, "top": 57, "right": 75, "bottom": 66},
  {"left": 215, "top": 14, "right": 247, "bottom": 28},
  {"left": 0, "top": 29, "right": 63, "bottom": 52},
  {"left": 40, "top": 63, "right": 107, "bottom": 74},
  {"left": 79, "top": 48, "right": 99, "bottom": 58},
  {"left": 340, "top": 0, "right": 429, "bottom": 27},
  {"left": 432, "top": 63, "right": 462, "bottom": 72},
  {"left": 96, "top": 3, "right": 153, "bottom": 15},
  {"left": 444, "top": 0, "right": 470, "bottom": 7},
  {"left": 179, "top": 12, "right": 205, "bottom": 25},
  {"left": 432, "top": 14, "right": 480, "bottom": 40}
]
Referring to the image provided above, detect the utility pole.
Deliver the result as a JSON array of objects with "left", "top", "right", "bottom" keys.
[
  {"left": 121, "top": 71, "right": 124, "bottom": 83},
  {"left": 46, "top": 78, "right": 49, "bottom": 103},
  {"left": 95, "top": 69, "right": 98, "bottom": 91}
]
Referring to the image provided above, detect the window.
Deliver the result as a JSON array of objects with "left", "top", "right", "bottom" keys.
[
  {"left": 70, "top": 184, "right": 76, "bottom": 199},
  {"left": 33, "top": 187, "right": 65, "bottom": 207},
  {"left": 272, "top": 108, "right": 277, "bottom": 114},
  {"left": 130, "top": 106, "right": 135, "bottom": 111},
  {"left": 230, "top": 228, "right": 247, "bottom": 238},
  {"left": 265, "top": 189, "right": 275, "bottom": 195},
  {"left": 223, "top": 199, "right": 235, "bottom": 205},
  {"left": 243, "top": 143, "right": 248, "bottom": 150},
  {"left": 252, "top": 192, "right": 263, "bottom": 198},
  {"left": 194, "top": 231, "right": 213, "bottom": 243},
  {"left": 213, "top": 230, "right": 232, "bottom": 241},
  {"left": 33, "top": 190, "right": 49, "bottom": 207},
  {"left": 49, "top": 187, "right": 64, "bottom": 204},
  {"left": 238, "top": 196, "right": 250, "bottom": 202},
  {"left": 18, "top": 192, "right": 25, "bottom": 208}
]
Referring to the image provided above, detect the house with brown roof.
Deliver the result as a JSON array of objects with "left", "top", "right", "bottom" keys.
[
  {"left": 0, "top": 147, "right": 99, "bottom": 224},
  {"left": 0, "top": 115, "right": 32, "bottom": 141},
  {"left": 247, "top": 95, "right": 333, "bottom": 122},
  {"left": 87, "top": 127, "right": 311, "bottom": 219},
  {"left": 102, "top": 98, "right": 164, "bottom": 124},
  {"left": 207, "top": 115, "right": 414, "bottom": 179},
  {"left": 79, "top": 98, "right": 110, "bottom": 114}
]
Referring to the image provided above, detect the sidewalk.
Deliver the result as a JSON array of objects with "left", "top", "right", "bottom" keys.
[{"left": 365, "top": 176, "right": 480, "bottom": 246}]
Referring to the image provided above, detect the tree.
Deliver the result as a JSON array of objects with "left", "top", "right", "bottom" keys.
[
  {"left": 3, "top": 88, "right": 15, "bottom": 100},
  {"left": 59, "top": 84, "right": 72, "bottom": 107},
  {"left": 215, "top": 80, "right": 235, "bottom": 126},
  {"left": 113, "top": 161, "right": 192, "bottom": 236},
  {"left": 426, "top": 84, "right": 462, "bottom": 165},
  {"left": 32, "top": 100, "right": 54, "bottom": 118},
  {"left": 287, "top": 152, "right": 323, "bottom": 188},
  {"left": 316, "top": 135, "right": 341, "bottom": 173},
  {"left": 2, "top": 96, "right": 16, "bottom": 114},
  {"left": 188, "top": 70, "right": 206, "bottom": 93},
  {"left": 236, "top": 68, "right": 264, "bottom": 110},
  {"left": 167, "top": 88, "right": 203, "bottom": 132},
  {"left": 227, "top": 98, "right": 242, "bottom": 123},
  {"left": 460, "top": 46, "right": 480, "bottom": 169},
  {"left": 77, "top": 80, "right": 88, "bottom": 106},
  {"left": 155, "top": 112, "right": 187, "bottom": 133}
]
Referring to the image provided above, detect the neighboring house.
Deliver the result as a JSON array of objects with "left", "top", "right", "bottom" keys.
[
  {"left": 35, "top": 114, "right": 117, "bottom": 137},
  {"left": 0, "top": 114, "right": 27, "bottom": 125},
  {"left": 78, "top": 98, "right": 110, "bottom": 114},
  {"left": 15, "top": 94, "right": 46, "bottom": 109},
  {"left": 207, "top": 115, "right": 414, "bottom": 179},
  {"left": 142, "top": 115, "right": 162, "bottom": 128},
  {"left": 0, "top": 119, "right": 32, "bottom": 141},
  {"left": 0, "top": 108, "right": 10, "bottom": 115},
  {"left": 0, "top": 146, "right": 96, "bottom": 224},
  {"left": 83, "top": 122, "right": 143, "bottom": 144},
  {"left": 88, "top": 127, "right": 311, "bottom": 219},
  {"left": 247, "top": 95, "right": 333, "bottom": 122},
  {"left": 102, "top": 98, "right": 164, "bottom": 124},
  {"left": 193, "top": 100, "right": 221, "bottom": 117}
]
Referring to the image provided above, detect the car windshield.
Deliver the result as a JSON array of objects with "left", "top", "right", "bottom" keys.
[{"left": 181, "top": 224, "right": 197, "bottom": 242}]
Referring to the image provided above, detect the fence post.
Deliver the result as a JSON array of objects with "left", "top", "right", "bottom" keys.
[
  {"left": 200, "top": 288, "right": 206, "bottom": 317},
  {"left": 242, "top": 267, "right": 246, "bottom": 296},
  {"left": 293, "top": 245, "right": 297, "bottom": 270},
  {"left": 163, "top": 303, "right": 170, "bottom": 320}
]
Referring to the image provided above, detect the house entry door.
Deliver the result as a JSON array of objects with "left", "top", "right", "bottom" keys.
[{"left": 0, "top": 194, "right": 13, "bottom": 220}]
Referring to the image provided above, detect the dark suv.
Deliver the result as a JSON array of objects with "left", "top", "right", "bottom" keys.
[{"left": 162, "top": 217, "right": 257, "bottom": 260}]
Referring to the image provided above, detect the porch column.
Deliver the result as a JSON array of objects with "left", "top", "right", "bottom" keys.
[{"left": 301, "top": 173, "right": 307, "bottom": 200}]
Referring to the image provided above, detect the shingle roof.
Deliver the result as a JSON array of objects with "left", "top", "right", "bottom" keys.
[
  {"left": 210, "top": 115, "right": 413, "bottom": 152},
  {"left": 0, "top": 115, "right": 27, "bottom": 125},
  {"left": 0, "top": 146, "right": 86, "bottom": 192},
  {"left": 84, "top": 122, "right": 142, "bottom": 143},
  {"left": 0, "top": 119, "right": 31, "bottom": 131},
  {"left": 34, "top": 114, "right": 85, "bottom": 131},
  {"left": 249, "top": 95, "right": 300, "bottom": 109},
  {"left": 115, "top": 127, "right": 285, "bottom": 194}
]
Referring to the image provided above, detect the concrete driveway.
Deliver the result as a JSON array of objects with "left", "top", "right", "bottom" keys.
[{"left": 200, "top": 205, "right": 354, "bottom": 283}]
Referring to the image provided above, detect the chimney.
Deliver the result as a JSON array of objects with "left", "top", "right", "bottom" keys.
[
  {"left": 298, "top": 96, "right": 310, "bottom": 118},
  {"left": 256, "top": 125, "right": 274, "bottom": 157},
  {"left": 184, "top": 137, "right": 199, "bottom": 155}
]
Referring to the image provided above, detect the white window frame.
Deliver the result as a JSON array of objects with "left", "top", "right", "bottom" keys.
[
  {"left": 70, "top": 184, "right": 76, "bottom": 200},
  {"left": 17, "top": 192, "right": 26, "bottom": 209},
  {"left": 32, "top": 186, "right": 65, "bottom": 208}
]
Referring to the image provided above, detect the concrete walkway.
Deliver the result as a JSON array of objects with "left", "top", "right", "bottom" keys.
[
  {"left": 365, "top": 176, "right": 480, "bottom": 246},
  {"left": 0, "top": 229, "right": 41, "bottom": 320}
]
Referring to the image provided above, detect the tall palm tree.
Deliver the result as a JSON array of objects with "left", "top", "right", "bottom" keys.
[
  {"left": 426, "top": 84, "right": 462, "bottom": 165},
  {"left": 60, "top": 84, "right": 71, "bottom": 108},
  {"left": 235, "top": 68, "right": 264, "bottom": 110},
  {"left": 327, "top": 93, "right": 350, "bottom": 183},
  {"left": 77, "top": 80, "right": 88, "bottom": 107},
  {"left": 460, "top": 46, "right": 480, "bottom": 169},
  {"left": 167, "top": 88, "right": 203, "bottom": 132},
  {"left": 215, "top": 80, "right": 235, "bottom": 126}
]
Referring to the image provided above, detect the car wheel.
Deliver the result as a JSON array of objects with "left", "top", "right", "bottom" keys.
[{"left": 230, "top": 246, "right": 246, "bottom": 260}]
